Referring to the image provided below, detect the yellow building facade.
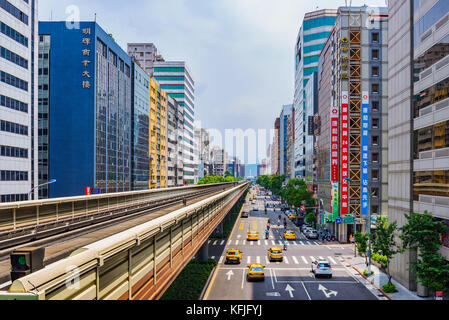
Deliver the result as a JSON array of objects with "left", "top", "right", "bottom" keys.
[{"left": 149, "top": 78, "right": 167, "bottom": 189}]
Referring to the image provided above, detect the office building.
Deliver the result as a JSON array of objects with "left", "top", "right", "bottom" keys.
[
  {"left": 279, "top": 104, "right": 293, "bottom": 176},
  {"left": 388, "top": 0, "right": 449, "bottom": 291},
  {"left": 127, "top": 43, "right": 164, "bottom": 77},
  {"left": 195, "top": 127, "right": 210, "bottom": 179},
  {"left": 1, "top": 0, "right": 38, "bottom": 202},
  {"left": 271, "top": 117, "right": 280, "bottom": 175},
  {"left": 293, "top": 9, "right": 338, "bottom": 179},
  {"left": 38, "top": 21, "right": 132, "bottom": 198},
  {"left": 166, "top": 95, "right": 184, "bottom": 187},
  {"left": 210, "top": 146, "right": 227, "bottom": 176}
]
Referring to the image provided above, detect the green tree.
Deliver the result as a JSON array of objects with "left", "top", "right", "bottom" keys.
[
  {"left": 305, "top": 212, "right": 317, "bottom": 228},
  {"left": 354, "top": 232, "right": 369, "bottom": 266},
  {"left": 224, "top": 170, "right": 232, "bottom": 178},
  {"left": 372, "top": 220, "right": 401, "bottom": 285},
  {"left": 400, "top": 211, "right": 449, "bottom": 293},
  {"left": 269, "top": 175, "right": 285, "bottom": 196}
]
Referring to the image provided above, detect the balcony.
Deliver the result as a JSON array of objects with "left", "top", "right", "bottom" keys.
[
  {"left": 414, "top": 194, "right": 449, "bottom": 220},
  {"left": 414, "top": 97, "right": 449, "bottom": 129},
  {"left": 415, "top": 147, "right": 449, "bottom": 171}
]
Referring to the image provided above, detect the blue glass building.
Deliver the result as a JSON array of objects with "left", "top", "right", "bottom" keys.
[{"left": 39, "top": 22, "right": 132, "bottom": 198}]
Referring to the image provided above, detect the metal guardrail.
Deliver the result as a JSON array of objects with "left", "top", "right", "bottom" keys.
[
  {"left": 0, "top": 182, "right": 238, "bottom": 232},
  {"left": 0, "top": 182, "right": 249, "bottom": 300}
]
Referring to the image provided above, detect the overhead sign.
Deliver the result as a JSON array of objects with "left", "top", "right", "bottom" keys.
[
  {"left": 336, "top": 217, "right": 342, "bottom": 224},
  {"left": 330, "top": 105, "right": 339, "bottom": 182},
  {"left": 361, "top": 92, "right": 369, "bottom": 216},
  {"left": 341, "top": 92, "right": 350, "bottom": 216},
  {"left": 344, "top": 216, "right": 354, "bottom": 224}
]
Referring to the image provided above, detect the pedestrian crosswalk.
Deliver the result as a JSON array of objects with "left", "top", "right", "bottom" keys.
[
  {"left": 209, "top": 239, "right": 323, "bottom": 247},
  {"left": 216, "top": 255, "right": 342, "bottom": 266}
]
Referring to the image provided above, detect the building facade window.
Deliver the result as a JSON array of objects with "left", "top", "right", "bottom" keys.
[
  {"left": 0, "top": 94, "right": 28, "bottom": 113},
  {"left": 0, "top": 194, "right": 28, "bottom": 203},
  {"left": 0, "top": 46, "right": 28, "bottom": 69},
  {"left": 0, "top": 0, "right": 29, "bottom": 25},
  {"left": 0, "top": 170, "right": 28, "bottom": 181},
  {"left": 0, "top": 71, "right": 28, "bottom": 91},
  {"left": 414, "top": 170, "right": 449, "bottom": 200},
  {"left": 0, "top": 120, "right": 28, "bottom": 135},
  {"left": 0, "top": 145, "right": 28, "bottom": 158},
  {"left": 0, "top": 21, "right": 28, "bottom": 47},
  {"left": 414, "top": 120, "right": 449, "bottom": 158}
]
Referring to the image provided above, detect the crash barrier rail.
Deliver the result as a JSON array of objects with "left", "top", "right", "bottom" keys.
[
  {"left": 0, "top": 182, "right": 250, "bottom": 300},
  {"left": 0, "top": 182, "right": 239, "bottom": 234}
]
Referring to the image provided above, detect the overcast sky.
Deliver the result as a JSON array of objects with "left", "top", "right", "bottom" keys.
[{"left": 39, "top": 0, "right": 386, "bottom": 164}]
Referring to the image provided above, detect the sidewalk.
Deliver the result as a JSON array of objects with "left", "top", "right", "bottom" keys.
[{"left": 344, "top": 254, "right": 434, "bottom": 300}]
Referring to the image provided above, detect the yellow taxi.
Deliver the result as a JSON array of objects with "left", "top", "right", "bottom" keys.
[
  {"left": 225, "top": 249, "right": 242, "bottom": 264},
  {"left": 288, "top": 213, "right": 296, "bottom": 220},
  {"left": 247, "top": 231, "right": 259, "bottom": 241},
  {"left": 284, "top": 230, "right": 296, "bottom": 240},
  {"left": 267, "top": 247, "right": 283, "bottom": 262},
  {"left": 247, "top": 264, "right": 265, "bottom": 281}
]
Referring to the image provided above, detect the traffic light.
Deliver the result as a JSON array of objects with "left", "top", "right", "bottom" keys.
[{"left": 10, "top": 247, "right": 45, "bottom": 282}]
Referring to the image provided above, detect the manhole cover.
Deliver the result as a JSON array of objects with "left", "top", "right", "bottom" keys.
[{"left": 266, "top": 292, "right": 281, "bottom": 297}]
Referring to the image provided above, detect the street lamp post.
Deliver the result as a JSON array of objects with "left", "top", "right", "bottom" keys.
[{"left": 28, "top": 179, "right": 56, "bottom": 200}]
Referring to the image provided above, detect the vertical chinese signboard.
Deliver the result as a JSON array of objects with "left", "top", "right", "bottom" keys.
[
  {"left": 361, "top": 92, "right": 369, "bottom": 216},
  {"left": 81, "top": 27, "right": 92, "bottom": 89},
  {"left": 330, "top": 105, "right": 339, "bottom": 182},
  {"left": 341, "top": 92, "right": 349, "bottom": 216},
  {"left": 331, "top": 182, "right": 339, "bottom": 220}
]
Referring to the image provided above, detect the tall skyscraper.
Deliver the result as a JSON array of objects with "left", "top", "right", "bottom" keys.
[
  {"left": 294, "top": 9, "right": 338, "bottom": 179},
  {"left": 0, "top": 0, "right": 38, "bottom": 202},
  {"left": 388, "top": 0, "right": 449, "bottom": 291},
  {"left": 279, "top": 104, "right": 293, "bottom": 176},
  {"left": 127, "top": 44, "right": 196, "bottom": 185},
  {"left": 38, "top": 21, "right": 132, "bottom": 198}
]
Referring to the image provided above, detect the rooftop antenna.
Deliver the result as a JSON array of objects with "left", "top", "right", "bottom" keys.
[{"left": 94, "top": 13, "right": 97, "bottom": 23}]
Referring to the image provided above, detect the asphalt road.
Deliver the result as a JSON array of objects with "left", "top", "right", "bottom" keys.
[{"left": 203, "top": 191, "right": 380, "bottom": 300}]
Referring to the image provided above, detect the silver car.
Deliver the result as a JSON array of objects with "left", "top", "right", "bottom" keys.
[
  {"left": 307, "top": 230, "right": 319, "bottom": 239},
  {"left": 311, "top": 260, "right": 333, "bottom": 278}
]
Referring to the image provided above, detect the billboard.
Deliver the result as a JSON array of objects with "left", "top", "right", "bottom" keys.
[
  {"left": 331, "top": 182, "right": 339, "bottom": 221},
  {"left": 361, "top": 92, "right": 369, "bottom": 216},
  {"left": 341, "top": 92, "right": 349, "bottom": 216}
]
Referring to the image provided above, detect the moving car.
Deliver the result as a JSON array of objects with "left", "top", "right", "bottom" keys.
[
  {"left": 253, "top": 205, "right": 258, "bottom": 211},
  {"left": 288, "top": 213, "right": 296, "bottom": 220},
  {"left": 251, "top": 200, "right": 257, "bottom": 204},
  {"left": 267, "top": 247, "right": 283, "bottom": 262},
  {"left": 225, "top": 249, "right": 242, "bottom": 264},
  {"left": 307, "top": 230, "right": 319, "bottom": 239},
  {"left": 247, "top": 264, "right": 265, "bottom": 281},
  {"left": 247, "top": 230, "right": 259, "bottom": 241},
  {"left": 311, "top": 260, "right": 333, "bottom": 278},
  {"left": 283, "top": 230, "right": 296, "bottom": 240},
  {"left": 241, "top": 211, "right": 249, "bottom": 218}
]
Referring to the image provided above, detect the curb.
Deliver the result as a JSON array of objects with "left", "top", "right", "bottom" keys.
[
  {"left": 199, "top": 264, "right": 217, "bottom": 300},
  {"left": 342, "top": 256, "right": 393, "bottom": 300}
]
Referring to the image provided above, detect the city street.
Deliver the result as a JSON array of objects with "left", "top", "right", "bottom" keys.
[{"left": 204, "top": 194, "right": 380, "bottom": 300}]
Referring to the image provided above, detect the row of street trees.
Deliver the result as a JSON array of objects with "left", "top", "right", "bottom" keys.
[
  {"left": 256, "top": 175, "right": 317, "bottom": 225},
  {"left": 354, "top": 211, "right": 449, "bottom": 295},
  {"left": 197, "top": 172, "right": 244, "bottom": 185}
]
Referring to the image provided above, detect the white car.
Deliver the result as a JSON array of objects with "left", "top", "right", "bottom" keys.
[
  {"left": 311, "top": 260, "right": 333, "bottom": 278},
  {"left": 251, "top": 200, "right": 256, "bottom": 204},
  {"left": 253, "top": 206, "right": 258, "bottom": 211}
]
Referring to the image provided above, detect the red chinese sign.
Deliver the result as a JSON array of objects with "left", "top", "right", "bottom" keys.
[
  {"left": 341, "top": 92, "right": 349, "bottom": 216},
  {"left": 330, "top": 105, "right": 339, "bottom": 182}
]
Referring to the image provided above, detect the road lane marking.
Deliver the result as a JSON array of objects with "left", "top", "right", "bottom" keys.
[
  {"left": 239, "top": 222, "right": 244, "bottom": 230},
  {"left": 300, "top": 241, "right": 305, "bottom": 245},
  {"left": 256, "top": 256, "right": 260, "bottom": 263},
  {"left": 241, "top": 269, "right": 245, "bottom": 289},
  {"left": 257, "top": 240, "right": 260, "bottom": 245},
  {"left": 208, "top": 240, "right": 211, "bottom": 244},
  {"left": 301, "top": 282, "right": 312, "bottom": 300},
  {"left": 203, "top": 264, "right": 220, "bottom": 300},
  {"left": 310, "top": 256, "right": 316, "bottom": 262},
  {"left": 272, "top": 240, "right": 276, "bottom": 245},
  {"left": 319, "top": 256, "right": 324, "bottom": 260},
  {"left": 301, "top": 256, "right": 308, "bottom": 264},
  {"left": 315, "top": 241, "right": 320, "bottom": 245},
  {"left": 265, "top": 256, "right": 270, "bottom": 264},
  {"left": 265, "top": 240, "right": 268, "bottom": 245},
  {"left": 292, "top": 256, "right": 299, "bottom": 264},
  {"left": 213, "top": 240, "right": 217, "bottom": 245},
  {"left": 237, "top": 235, "right": 241, "bottom": 238},
  {"left": 284, "top": 257, "right": 289, "bottom": 264},
  {"left": 278, "top": 240, "right": 283, "bottom": 245},
  {"left": 227, "top": 240, "right": 233, "bottom": 245},
  {"left": 247, "top": 256, "right": 251, "bottom": 264},
  {"left": 292, "top": 241, "right": 297, "bottom": 245},
  {"left": 219, "top": 256, "right": 224, "bottom": 264},
  {"left": 220, "top": 240, "right": 225, "bottom": 245},
  {"left": 242, "top": 240, "right": 246, "bottom": 245},
  {"left": 250, "top": 241, "right": 254, "bottom": 246},
  {"left": 328, "top": 256, "right": 337, "bottom": 264},
  {"left": 236, "top": 240, "right": 239, "bottom": 245},
  {"left": 269, "top": 268, "right": 275, "bottom": 289}
]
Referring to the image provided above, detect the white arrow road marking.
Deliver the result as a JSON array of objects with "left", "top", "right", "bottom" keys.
[
  {"left": 318, "top": 284, "right": 338, "bottom": 298},
  {"left": 284, "top": 256, "right": 289, "bottom": 264},
  {"left": 213, "top": 240, "right": 217, "bottom": 245},
  {"left": 247, "top": 256, "right": 251, "bottom": 264},
  {"left": 226, "top": 270, "right": 234, "bottom": 280},
  {"left": 292, "top": 256, "right": 299, "bottom": 264},
  {"left": 285, "top": 284, "right": 295, "bottom": 298},
  {"left": 328, "top": 256, "right": 337, "bottom": 264},
  {"left": 256, "top": 256, "right": 260, "bottom": 263},
  {"left": 237, "top": 235, "right": 241, "bottom": 238},
  {"left": 219, "top": 256, "right": 224, "bottom": 264}
]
